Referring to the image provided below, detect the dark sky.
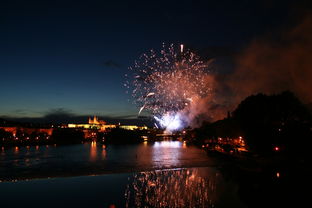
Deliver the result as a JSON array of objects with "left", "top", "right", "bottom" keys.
[{"left": 0, "top": 0, "right": 310, "bottom": 120}]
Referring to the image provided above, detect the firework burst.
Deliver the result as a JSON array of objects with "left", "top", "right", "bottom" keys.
[{"left": 126, "top": 43, "right": 212, "bottom": 131}]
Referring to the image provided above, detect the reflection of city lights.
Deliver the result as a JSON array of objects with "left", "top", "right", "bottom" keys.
[
  {"left": 90, "top": 141, "right": 97, "bottom": 161},
  {"left": 102, "top": 149, "right": 106, "bottom": 159}
]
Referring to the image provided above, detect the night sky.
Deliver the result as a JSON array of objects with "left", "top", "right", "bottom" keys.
[{"left": 1, "top": 0, "right": 310, "bottom": 121}]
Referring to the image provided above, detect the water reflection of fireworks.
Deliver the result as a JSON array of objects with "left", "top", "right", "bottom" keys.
[{"left": 125, "top": 168, "right": 217, "bottom": 208}]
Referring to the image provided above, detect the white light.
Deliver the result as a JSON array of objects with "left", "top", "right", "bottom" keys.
[
  {"left": 153, "top": 141, "right": 181, "bottom": 148},
  {"left": 154, "top": 112, "right": 183, "bottom": 132}
]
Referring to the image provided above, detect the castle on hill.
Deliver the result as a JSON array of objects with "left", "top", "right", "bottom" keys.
[{"left": 88, "top": 116, "right": 106, "bottom": 125}]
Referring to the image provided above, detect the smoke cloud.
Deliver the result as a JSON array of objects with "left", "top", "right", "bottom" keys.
[
  {"left": 227, "top": 15, "right": 312, "bottom": 105},
  {"left": 186, "top": 15, "right": 312, "bottom": 127}
]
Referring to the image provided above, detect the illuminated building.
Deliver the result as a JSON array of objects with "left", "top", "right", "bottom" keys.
[
  {"left": 88, "top": 116, "right": 106, "bottom": 125},
  {"left": 119, "top": 125, "right": 147, "bottom": 131},
  {"left": 67, "top": 116, "right": 148, "bottom": 131},
  {"left": 68, "top": 116, "right": 116, "bottom": 131}
]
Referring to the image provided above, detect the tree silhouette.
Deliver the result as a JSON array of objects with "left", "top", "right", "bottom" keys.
[{"left": 232, "top": 91, "right": 312, "bottom": 154}]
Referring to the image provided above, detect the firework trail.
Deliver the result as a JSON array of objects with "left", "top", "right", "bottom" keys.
[{"left": 125, "top": 43, "right": 212, "bottom": 131}]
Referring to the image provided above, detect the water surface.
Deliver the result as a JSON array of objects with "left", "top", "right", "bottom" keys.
[
  {"left": 1, "top": 141, "right": 308, "bottom": 207},
  {"left": 0, "top": 141, "right": 215, "bottom": 180}
]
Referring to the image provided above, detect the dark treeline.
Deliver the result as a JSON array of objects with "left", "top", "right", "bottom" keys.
[
  {"left": 50, "top": 128, "right": 84, "bottom": 144},
  {"left": 191, "top": 91, "right": 312, "bottom": 157},
  {"left": 97, "top": 128, "right": 148, "bottom": 144}
]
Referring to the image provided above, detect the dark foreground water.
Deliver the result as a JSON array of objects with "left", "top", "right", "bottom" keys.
[
  {"left": 0, "top": 141, "right": 309, "bottom": 207},
  {"left": 0, "top": 167, "right": 246, "bottom": 208}
]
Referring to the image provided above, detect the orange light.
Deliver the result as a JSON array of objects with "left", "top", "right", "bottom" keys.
[{"left": 276, "top": 172, "right": 280, "bottom": 178}]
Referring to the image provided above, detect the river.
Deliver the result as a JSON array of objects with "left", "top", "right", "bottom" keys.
[{"left": 0, "top": 141, "right": 308, "bottom": 207}]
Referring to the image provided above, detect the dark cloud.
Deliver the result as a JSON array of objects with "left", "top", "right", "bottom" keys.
[
  {"left": 42, "top": 108, "right": 76, "bottom": 123},
  {"left": 11, "top": 109, "right": 29, "bottom": 116}
]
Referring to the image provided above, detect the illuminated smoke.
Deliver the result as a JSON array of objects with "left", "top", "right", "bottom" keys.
[{"left": 217, "top": 15, "right": 312, "bottom": 112}]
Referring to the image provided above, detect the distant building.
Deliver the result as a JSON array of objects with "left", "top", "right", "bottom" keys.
[
  {"left": 67, "top": 116, "right": 147, "bottom": 131},
  {"left": 88, "top": 116, "right": 106, "bottom": 125},
  {"left": 119, "top": 125, "right": 148, "bottom": 131}
]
